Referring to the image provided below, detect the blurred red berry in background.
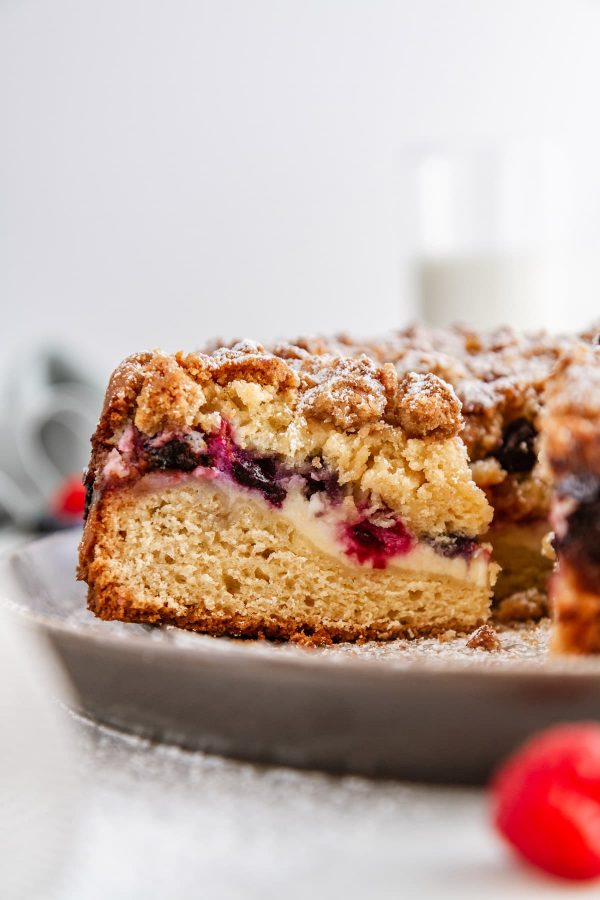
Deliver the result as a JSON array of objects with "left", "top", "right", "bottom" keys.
[
  {"left": 52, "top": 475, "right": 86, "bottom": 521},
  {"left": 491, "top": 723, "right": 600, "bottom": 881}
]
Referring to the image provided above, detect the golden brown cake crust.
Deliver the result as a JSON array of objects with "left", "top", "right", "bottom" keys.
[{"left": 86, "top": 582, "right": 483, "bottom": 646}]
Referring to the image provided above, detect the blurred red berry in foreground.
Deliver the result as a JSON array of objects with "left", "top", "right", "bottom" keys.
[
  {"left": 52, "top": 475, "right": 86, "bottom": 520},
  {"left": 491, "top": 724, "right": 600, "bottom": 881}
]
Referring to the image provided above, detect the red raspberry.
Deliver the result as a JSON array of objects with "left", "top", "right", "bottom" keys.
[
  {"left": 52, "top": 475, "right": 86, "bottom": 519},
  {"left": 491, "top": 724, "right": 600, "bottom": 881}
]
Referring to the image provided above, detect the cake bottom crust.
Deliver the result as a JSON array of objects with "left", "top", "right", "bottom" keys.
[{"left": 81, "top": 481, "right": 492, "bottom": 644}]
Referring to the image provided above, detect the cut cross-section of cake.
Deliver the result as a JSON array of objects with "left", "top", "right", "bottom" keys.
[
  {"left": 78, "top": 342, "right": 497, "bottom": 642},
  {"left": 312, "top": 326, "right": 569, "bottom": 610},
  {"left": 543, "top": 341, "right": 600, "bottom": 654}
]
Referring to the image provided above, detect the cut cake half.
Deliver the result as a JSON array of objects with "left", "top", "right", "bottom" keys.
[{"left": 78, "top": 342, "right": 497, "bottom": 642}]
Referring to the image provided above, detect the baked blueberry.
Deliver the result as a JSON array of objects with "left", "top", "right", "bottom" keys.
[{"left": 494, "top": 418, "right": 537, "bottom": 473}]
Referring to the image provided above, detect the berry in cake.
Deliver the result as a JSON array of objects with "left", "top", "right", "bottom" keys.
[
  {"left": 78, "top": 343, "right": 497, "bottom": 642},
  {"left": 53, "top": 475, "right": 87, "bottom": 522}
]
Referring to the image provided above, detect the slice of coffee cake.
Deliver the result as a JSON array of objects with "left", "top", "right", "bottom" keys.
[
  {"left": 78, "top": 343, "right": 497, "bottom": 642},
  {"left": 544, "top": 342, "right": 600, "bottom": 654}
]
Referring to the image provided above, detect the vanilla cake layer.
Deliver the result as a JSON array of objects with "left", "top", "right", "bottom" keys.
[{"left": 85, "top": 479, "right": 493, "bottom": 642}]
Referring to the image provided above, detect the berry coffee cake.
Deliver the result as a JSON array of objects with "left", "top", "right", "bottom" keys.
[
  {"left": 78, "top": 325, "right": 600, "bottom": 651},
  {"left": 78, "top": 344, "right": 497, "bottom": 642}
]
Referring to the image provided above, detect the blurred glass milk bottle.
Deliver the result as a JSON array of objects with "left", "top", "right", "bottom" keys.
[{"left": 411, "top": 143, "right": 588, "bottom": 332}]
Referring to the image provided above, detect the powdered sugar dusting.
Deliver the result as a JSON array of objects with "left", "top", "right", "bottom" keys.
[{"left": 318, "top": 620, "right": 553, "bottom": 668}]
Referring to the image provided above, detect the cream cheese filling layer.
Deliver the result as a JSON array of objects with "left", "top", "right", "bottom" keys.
[
  {"left": 131, "top": 469, "right": 497, "bottom": 590},
  {"left": 280, "top": 487, "right": 494, "bottom": 588}
]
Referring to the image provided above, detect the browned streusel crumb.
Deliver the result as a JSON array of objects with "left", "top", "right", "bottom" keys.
[
  {"left": 387, "top": 372, "right": 462, "bottom": 439},
  {"left": 494, "top": 589, "right": 548, "bottom": 623},
  {"left": 466, "top": 623, "right": 502, "bottom": 651},
  {"left": 296, "top": 356, "right": 392, "bottom": 430}
]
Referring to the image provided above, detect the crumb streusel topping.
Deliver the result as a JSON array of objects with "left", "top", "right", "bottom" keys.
[
  {"left": 299, "top": 324, "right": 569, "bottom": 461},
  {"left": 86, "top": 339, "right": 493, "bottom": 541},
  {"left": 103, "top": 341, "right": 464, "bottom": 439}
]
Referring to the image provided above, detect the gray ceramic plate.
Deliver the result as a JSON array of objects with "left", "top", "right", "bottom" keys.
[{"left": 3, "top": 530, "right": 600, "bottom": 784}]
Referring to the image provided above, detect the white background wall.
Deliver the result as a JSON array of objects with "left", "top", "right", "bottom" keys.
[{"left": 2, "top": 0, "right": 600, "bottom": 376}]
